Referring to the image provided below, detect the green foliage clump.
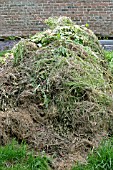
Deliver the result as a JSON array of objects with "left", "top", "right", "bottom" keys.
[
  {"left": 31, "top": 17, "right": 102, "bottom": 55},
  {"left": 72, "top": 137, "right": 113, "bottom": 170},
  {"left": 0, "top": 50, "right": 10, "bottom": 64},
  {"left": 45, "top": 16, "right": 73, "bottom": 29},
  {"left": 0, "top": 50, "right": 9, "bottom": 58},
  {"left": 104, "top": 50, "right": 113, "bottom": 73},
  {"left": 0, "top": 139, "right": 51, "bottom": 170},
  {"left": 12, "top": 40, "right": 27, "bottom": 66}
]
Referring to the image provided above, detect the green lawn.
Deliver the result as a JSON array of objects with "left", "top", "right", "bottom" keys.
[
  {"left": 1, "top": 138, "right": 113, "bottom": 170},
  {"left": 0, "top": 139, "right": 51, "bottom": 170},
  {"left": 72, "top": 137, "right": 113, "bottom": 170}
]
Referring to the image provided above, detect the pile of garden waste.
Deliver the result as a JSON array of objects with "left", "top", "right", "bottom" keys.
[{"left": 0, "top": 17, "right": 113, "bottom": 169}]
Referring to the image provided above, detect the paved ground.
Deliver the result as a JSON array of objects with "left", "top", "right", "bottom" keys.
[
  {"left": 99, "top": 40, "right": 113, "bottom": 51},
  {"left": 0, "top": 40, "right": 113, "bottom": 51},
  {"left": 102, "top": 45, "right": 113, "bottom": 51},
  {"left": 0, "top": 40, "right": 19, "bottom": 51}
]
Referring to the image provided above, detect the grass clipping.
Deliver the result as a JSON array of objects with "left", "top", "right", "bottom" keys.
[{"left": 0, "top": 17, "right": 113, "bottom": 162}]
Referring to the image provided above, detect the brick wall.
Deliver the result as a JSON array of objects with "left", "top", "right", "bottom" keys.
[{"left": 0, "top": 0, "right": 113, "bottom": 37}]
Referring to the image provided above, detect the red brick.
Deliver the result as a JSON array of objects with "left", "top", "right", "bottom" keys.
[{"left": 0, "top": 0, "right": 113, "bottom": 37}]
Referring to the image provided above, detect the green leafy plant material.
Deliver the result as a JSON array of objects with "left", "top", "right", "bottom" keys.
[
  {"left": 0, "top": 139, "right": 51, "bottom": 170},
  {"left": 72, "top": 137, "right": 113, "bottom": 170}
]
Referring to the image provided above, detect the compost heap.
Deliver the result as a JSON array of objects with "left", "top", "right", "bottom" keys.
[{"left": 0, "top": 17, "right": 113, "bottom": 169}]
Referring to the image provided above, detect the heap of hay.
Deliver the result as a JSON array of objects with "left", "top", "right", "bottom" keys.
[{"left": 0, "top": 16, "right": 113, "bottom": 169}]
